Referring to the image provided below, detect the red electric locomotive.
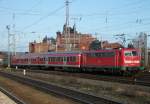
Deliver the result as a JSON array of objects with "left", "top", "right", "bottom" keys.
[
  {"left": 11, "top": 48, "right": 143, "bottom": 74},
  {"left": 81, "top": 48, "right": 141, "bottom": 73}
]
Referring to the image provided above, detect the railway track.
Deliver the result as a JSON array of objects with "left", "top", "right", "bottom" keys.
[
  {"left": 15, "top": 69, "right": 150, "bottom": 87},
  {"left": 0, "top": 71, "right": 122, "bottom": 104},
  {"left": 135, "top": 71, "right": 150, "bottom": 86},
  {"left": 0, "top": 86, "right": 26, "bottom": 104}
]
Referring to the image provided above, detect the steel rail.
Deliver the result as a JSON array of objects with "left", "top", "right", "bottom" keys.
[
  {"left": 0, "top": 71, "right": 122, "bottom": 104},
  {"left": 23, "top": 69, "right": 150, "bottom": 87},
  {"left": 0, "top": 86, "right": 26, "bottom": 104}
]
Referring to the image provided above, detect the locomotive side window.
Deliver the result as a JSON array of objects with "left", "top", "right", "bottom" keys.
[
  {"left": 87, "top": 52, "right": 115, "bottom": 57},
  {"left": 107, "top": 52, "right": 115, "bottom": 57},
  {"left": 95, "top": 52, "right": 115, "bottom": 57},
  {"left": 124, "top": 51, "right": 132, "bottom": 56},
  {"left": 124, "top": 51, "right": 138, "bottom": 56}
]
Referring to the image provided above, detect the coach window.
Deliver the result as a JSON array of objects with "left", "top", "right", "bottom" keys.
[
  {"left": 92, "top": 53, "right": 96, "bottom": 57},
  {"left": 54, "top": 57, "right": 56, "bottom": 62},
  {"left": 64, "top": 57, "right": 67, "bottom": 62},
  {"left": 48, "top": 57, "right": 50, "bottom": 62},
  {"left": 55, "top": 57, "right": 57, "bottom": 62},
  {"left": 56, "top": 57, "right": 58, "bottom": 62},
  {"left": 59, "top": 57, "right": 61, "bottom": 62},
  {"left": 57, "top": 57, "right": 59, "bottom": 62},
  {"left": 67, "top": 57, "right": 70, "bottom": 62},
  {"left": 51, "top": 57, "right": 54, "bottom": 62},
  {"left": 60, "top": 57, "right": 63, "bottom": 62},
  {"left": 43, "top": 57, "right": 45, "bottom": 61},
  {"left": 87, "top": 53, "right": 90, "bottom": 57},
  {"left": 59, "top": 57, "right": 62, "bottom": 62},
  {"left": 52, "top": 57, "right": 54, "bottom": 62},
  {"left": 57, "top": 57, "right": 60, "bottom": 62},
  {"left": 50, "top": 57, "right": 52, "bottom": 62},
  {"left": 53, "top": 57, "right": 55, "bottom": 62},
  {"left": 51, "top": 57, "right": 53, "bottom": 62},
  {"left": 72, "top": 56, "right": 76, "bottom": 62},
  {"left": 95, "top": 53, "right": 101, "bottom": 57}
]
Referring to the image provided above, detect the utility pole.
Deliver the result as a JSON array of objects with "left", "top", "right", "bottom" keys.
[
  {"left": 144, "top": 33, "right": 148, "bottom": 68},
  {"left": 114, "top": 33, "right": 126, "bottom": 47},
  {"left": 12, "top": 13, "right": 16, "bottom": 55},
  {"left": 6, "top": 25, "right": 10, "bottom": 68},
  {"left": 101, "top": 36, "right": 103, "bottom": 49},
  {"left": 6, "top": 13, "right": 16, "bottom": 68}
]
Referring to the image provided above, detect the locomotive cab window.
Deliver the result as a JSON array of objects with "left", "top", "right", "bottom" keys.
[
  {"left": 132, "top": 51, "right": 138, "bottom": 56},
  {"left": 124, "top": 51, "right": 138, "bottom": 56}
]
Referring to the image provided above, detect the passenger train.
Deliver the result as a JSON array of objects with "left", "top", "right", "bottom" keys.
[{"left": 11, "top": 48, "right": 143, "bottom": 74}]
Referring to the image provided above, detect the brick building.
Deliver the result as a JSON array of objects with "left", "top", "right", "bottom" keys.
[
  {"left": 102, "top": 41, "right": 124, "bottom": 49},
  {"left": 29, "top": 25, "right": 123, "bottom": 53},
  {"left": 56, "top": 25, "right": 96, "bottom": 52},
  {"left": 29, "top": 36, "right": 56, "bottom": 53}
]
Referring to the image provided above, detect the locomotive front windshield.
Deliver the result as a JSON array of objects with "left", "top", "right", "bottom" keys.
[{"left": 124, "top": 51, "right": 138, "bottom": 56}]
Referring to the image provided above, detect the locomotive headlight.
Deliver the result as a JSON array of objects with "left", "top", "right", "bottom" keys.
[
  {"left": 125, "top": 60, "right": 139, "bottom": 63},
  {"left": 133, "top": 60, "right": 140, "bottom": 63}
]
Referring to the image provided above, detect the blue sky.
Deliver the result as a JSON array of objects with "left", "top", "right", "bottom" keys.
[{"left": 0, "top": 0, "right": 150, "bottom": 52}]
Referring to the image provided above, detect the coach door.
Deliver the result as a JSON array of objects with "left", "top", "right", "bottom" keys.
[
  {"left": 63, "top": 56, "right": 67, "bottom": 65},
  {"left": 45, "top": 57, "right": 48, "bottom": 65}
]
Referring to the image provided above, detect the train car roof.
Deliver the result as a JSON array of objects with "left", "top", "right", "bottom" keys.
[{"left": 13, "top": 48, "right": 140, "bottom": 57}]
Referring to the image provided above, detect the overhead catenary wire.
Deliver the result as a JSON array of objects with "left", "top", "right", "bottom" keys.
[
  {"left": 24, "top": 0, "right": 42, "bottom": 13},
  {"left": 22, "top": 5, "right": 65, "bottom": 31},
  {"left": 70, "top": 0, "right": 146, "bottom": 17},
  {"left": 25, "top": 0, "right": 77, "bottom": 33}
]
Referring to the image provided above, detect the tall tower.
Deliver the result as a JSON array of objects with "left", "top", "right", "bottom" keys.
[{"left": 65, "top": 0, "right": 70, "bottom": 51}]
